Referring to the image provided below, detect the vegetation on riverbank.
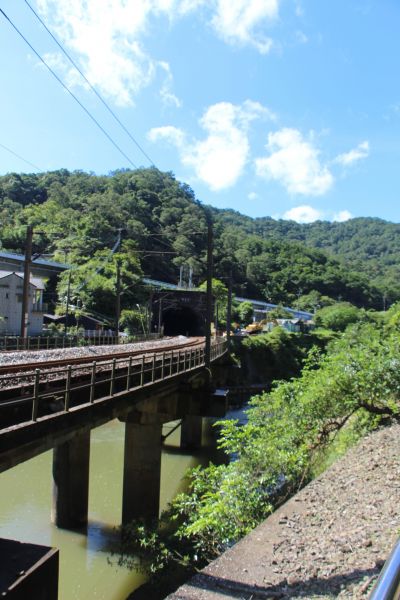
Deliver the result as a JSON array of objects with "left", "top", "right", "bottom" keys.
[{"left": 118, "top": 306, "right": 400, "bottom": 596}]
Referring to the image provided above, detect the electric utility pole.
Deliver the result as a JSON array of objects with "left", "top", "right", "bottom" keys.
[
  {"left": 226, "top": 269, "right": 233, "bottom": 353},
  {"left": 64, "top": 269, "right": 72, "bottom": 335},
  {"left": 20, "top": 225, "right": 33, "bottom": 342},
  {"left": 115, "top": 259, "right": 121, "bottom": 340},
  {"left": 205, "top": 213, "right": 213, "bottom": 369}
]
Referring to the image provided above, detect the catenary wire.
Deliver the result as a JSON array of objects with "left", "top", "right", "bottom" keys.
[
  {"left": 24, "top": 0, "right": 155, "bottom": 168},
  {"left": 0, "top": 7, "right": 138, "bottom": 170},
  {"left": 0, "top": 141, "right": 42, "bottom": 171}
]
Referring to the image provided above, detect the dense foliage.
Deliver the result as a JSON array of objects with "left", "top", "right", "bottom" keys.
[
  {"left": 0, "top": 168, "right": 394, "bottom": 321},
  {"left": 117, "top": 315, "right": 400, "bottom": 587}
]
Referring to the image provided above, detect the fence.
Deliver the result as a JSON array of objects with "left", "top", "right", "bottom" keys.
[
  {"left": 0, "top": 332, "right": 161, "bottom": 352},
  {"left": 0, "top": 339, "right": 227, "bottom": 428}
]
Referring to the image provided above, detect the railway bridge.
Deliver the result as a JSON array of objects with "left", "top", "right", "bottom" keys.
[{"left": 0, "top": 337, "right": 228, "bottom": 531}]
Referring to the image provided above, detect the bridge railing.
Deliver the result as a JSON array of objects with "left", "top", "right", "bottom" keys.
[
  {"left": 0, "top": 333, "right": 161, "bottom": 352},
  {"left": 0, "top": 339, "right": 227, "bottom": 429}
]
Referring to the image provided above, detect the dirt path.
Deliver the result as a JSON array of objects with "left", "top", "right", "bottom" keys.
[{"left": 168, "top": 423, "right": 400, "bottom": 599}]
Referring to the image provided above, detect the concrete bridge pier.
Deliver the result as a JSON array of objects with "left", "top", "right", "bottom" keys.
[
  {"left": 52, "top": 430, "right": 91, "bottom": 530},
  {"left": 180, "top": 415, "right": 203, "bottom": 449},
  {"left": 121, "top": 414, "right": 163, "bottom": 526}
]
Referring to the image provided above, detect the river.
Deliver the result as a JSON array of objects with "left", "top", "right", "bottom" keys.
[{"left": 0, "top": 418, "right": 221, "bottom": 600}]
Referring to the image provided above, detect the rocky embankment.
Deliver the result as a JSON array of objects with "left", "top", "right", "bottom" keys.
[{"left": 168, "top": 423, "right": 400, "bottom": 599}]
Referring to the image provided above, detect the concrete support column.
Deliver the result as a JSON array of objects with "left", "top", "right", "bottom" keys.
[
  {"left": 122, "top": 420, "right": 163, "bottom": 526},
  {"left": 52, "top": 430, "right": 91, "bottom": 530},
  {"left": 180, "top": 415, "right": 202, "bottom": 450}
]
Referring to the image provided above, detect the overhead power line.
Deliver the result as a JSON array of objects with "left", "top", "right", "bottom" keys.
[
  {"left": 0, "top": 141, "right": 42, "bottom": 171},
  {"left": 24, "top": 0, "right": 155, "bottom": 168},
  {"left": 0, "top": 7, "right": 138, "bottom": 170}
]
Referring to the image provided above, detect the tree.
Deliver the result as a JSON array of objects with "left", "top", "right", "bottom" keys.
[
  {"left": 199, "top": 278, "right": 228, "bottom": 327},
  {"left": 237, "top": 301, "right": 254, "bottom": 325},
  {"left": 315, "top": 302, "right": 362, "bottom": 331}
]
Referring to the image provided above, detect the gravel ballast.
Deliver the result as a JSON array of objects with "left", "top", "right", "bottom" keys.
[
  {"left": 168, "top": 423, "right": 400, "bottom": 599},
  {"left": 0, "top": 336, "right": 192, "bottom": 367}
]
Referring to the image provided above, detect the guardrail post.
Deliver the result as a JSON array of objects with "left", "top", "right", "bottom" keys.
[
  {"left": 16, "top": 336, "right": 19, "bottom": 351},
  {"left": 110, "top": 358, "right": 116, "bottom": 396},
  {"left": 126, "top": 356, "right": 132, "bottom": 390},
  {"left": 140, "top": 355, "right": 145, "bottom": 386},
  {"left": 161, "top": 352, "right": 165, "bottom": 379},
  {"left": 4, "top": 336, "right": 6, "bottom": 351},
  {"left": 46, "top": 336, "right": 50, "bottom": 350},
  {"left": 64, "top": 365, "right": 72, "bottom": 412},
  {"left": 178, "top": 350, "right": 181, "bottom": 373},
  {"left": 37, "top": 336, "right": 40, "bottom": 350},
  {"left": 27, "top": 336, "right": 31, "bottom": 350},
  {"left": 151, "top": 353, "right": 156, "bottom": 382},
  {"left": 90, "top": 361, "right": 97, "bottom": 403},
  {"left": 32, "top": 368, "right": 40, "bottom": 421},
  {"left": 170, "top": 351, "right": 173, "bottom": 376}
]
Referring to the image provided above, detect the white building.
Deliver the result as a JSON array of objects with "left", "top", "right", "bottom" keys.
[{"left": 0, "top": 271, "right": 46, "bottom": 335}]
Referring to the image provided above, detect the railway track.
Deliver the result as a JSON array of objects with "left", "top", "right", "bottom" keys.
[
  {"left": 0, "top": 336, "right": 225, "bottom": 431},
  {"left": 0, "top": 337, "right": 204, "bottom": 376}
]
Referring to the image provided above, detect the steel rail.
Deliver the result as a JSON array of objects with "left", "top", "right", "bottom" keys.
[
  {"left": 369, "top": 538, "right": 400, "bottom": 600},
  {"left": 0, "top": 337, "right": 204, "bottom": 375}
]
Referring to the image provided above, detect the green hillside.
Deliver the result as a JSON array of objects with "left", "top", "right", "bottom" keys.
[{"left": 0, "top": 168, "right": 395, "bottom": 319}]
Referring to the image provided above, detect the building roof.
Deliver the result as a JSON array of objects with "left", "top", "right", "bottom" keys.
[
  {"left": 0, "top": 251, "right": 68, "bottom": 275},
  {"left": 0, "top": 270, "right": 45, "bottom": 290}
]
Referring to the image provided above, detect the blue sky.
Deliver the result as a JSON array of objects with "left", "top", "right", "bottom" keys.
[{"left": 0, "top": 0, "right": 399, "bottom": 223}]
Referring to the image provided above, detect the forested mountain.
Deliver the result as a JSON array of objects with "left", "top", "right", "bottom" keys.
[{"left": 0, "top": 168, "right": 396, "bottom": 318}]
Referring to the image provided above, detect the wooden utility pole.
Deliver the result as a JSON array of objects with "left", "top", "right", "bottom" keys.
[
  {"left": 64, "top": 269, "right": 72, "bottom": 335},
  {"left": 116, "top": 259, "right": 121, "bottom": 341},
  {"left": 226, "top": 269, "right": 233, "bottom": 352},
  {"left": 20, "top": 225, "right": 33, "bottom": 341},
  {"left": 158, "top": 297, "right": 163, "bottom": 335},
  {"left": 205, "top": 214, "right": 213, "bottom": 369}
]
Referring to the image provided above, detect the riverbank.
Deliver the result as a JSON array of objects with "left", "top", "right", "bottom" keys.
[{"left": 168, "top": 422, "right": 400, "bottom": 599}]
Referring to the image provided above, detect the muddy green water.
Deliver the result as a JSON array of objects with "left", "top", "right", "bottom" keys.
[{"left": 0, "top": 419, "right": 218, "bottom": 600}]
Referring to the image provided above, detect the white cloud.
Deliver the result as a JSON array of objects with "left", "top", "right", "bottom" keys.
[
  {"left": 36, "top": 0, "right": 284, "bottom": 106},
  {"left": 248, "top": 191, "right": 259, "bottom": 200},
  {"left": 295, "top": 30, "right": 308, "bottom": 44},
  {"left": 295, "top": 1, "right": 304, "bottom": 17},
  {"left": 148, "top": 125, "right": 186, "bottom": 147},
  {"left": 283, "top": 205, "right": 323, "bottom": 223},
  {"left": 211, "top": 0, "right": 280, "bottom": 54},
  {"left": 333, "top": 210, "right": 353, "bottom": 222},
  {"left": 255, "top": 128, "right": 334, "bottom": 196},
  {"left": 158, "top": 62, "right": 182, "bottom": 108},
  {"left": 148, "top": 100, "right": 271, "bottom": 190},
  {"left": 37, "top": 0, "right": 162, "bottom": 106},
  {"left": 334, "top": 140, "right": 370, "bottom": 166},
  {"left": 276, "top": 206, "right": 353, "bottom": 223}
]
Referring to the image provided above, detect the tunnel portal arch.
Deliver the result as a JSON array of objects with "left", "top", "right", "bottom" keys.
[
  {"left": 151, "top": 291, "right": 208, "bottom": 337},
  {"left": 163, "top": 306, "right": 200, "bottom": 336}
]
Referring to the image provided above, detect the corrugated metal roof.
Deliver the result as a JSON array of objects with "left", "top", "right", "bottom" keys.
[{"left": 0, "top": 251, "right": 68, "bottom": 270}]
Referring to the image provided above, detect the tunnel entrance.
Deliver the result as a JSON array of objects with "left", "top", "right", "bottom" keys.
[
  {"left": 163, "top": 307, "right": 200, "bottom": 336},
  {"left": 151, "top": 290, "right": 208, "bottom": 337}
]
